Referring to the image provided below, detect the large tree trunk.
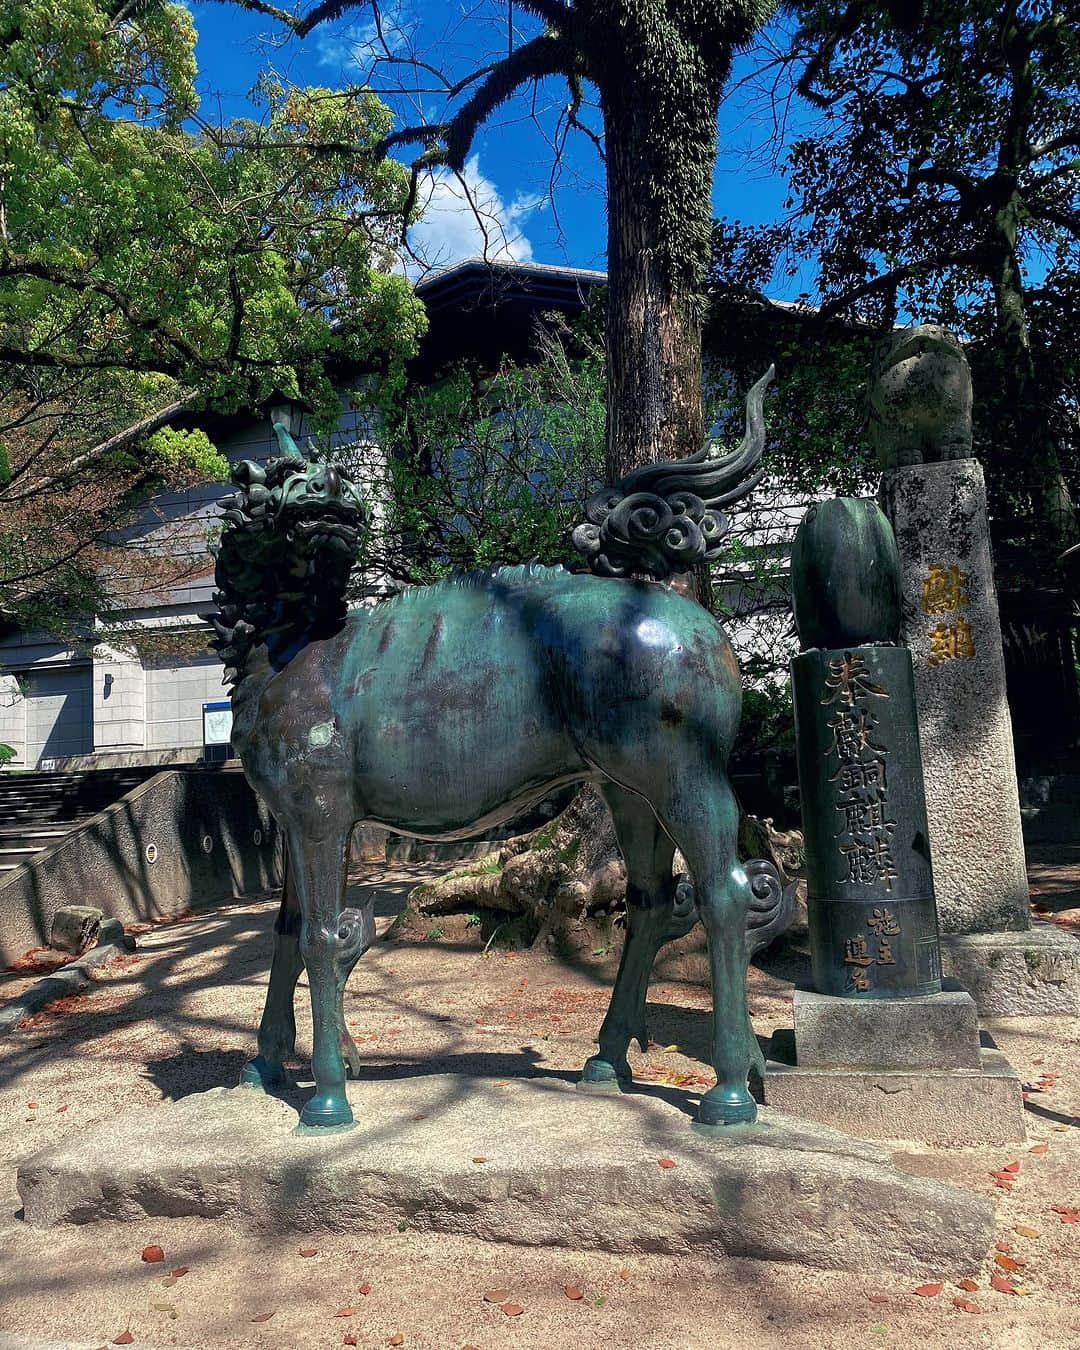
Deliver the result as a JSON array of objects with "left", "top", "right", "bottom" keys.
[
  {"left": 603, "top": 87, "right": 709, "bottom": 478},
  {"left": 394, "top": 787, "right": 803, "bottom": 966},
  {"left": 593, "top": 5, "right": 735, "bottom": 479}
]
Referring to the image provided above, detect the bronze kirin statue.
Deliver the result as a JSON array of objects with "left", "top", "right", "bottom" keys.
[{"left": 211, "top": 370, "right": 787, "bottom": 1131}]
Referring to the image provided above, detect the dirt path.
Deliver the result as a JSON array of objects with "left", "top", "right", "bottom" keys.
[{"left": 0, "top": 864, "right": 1077, "bottom": 1349}]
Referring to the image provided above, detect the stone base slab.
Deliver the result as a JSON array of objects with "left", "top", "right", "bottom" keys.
[
  {"left": 793, "top": 984, "right": 982, "bottom": 1070},
  {"left": 16, "top": 1076, "right": 993, "bottom": 1276},
  {"left": 941, "top": 924, "right": 1080, "bottom": 1016},
  {"left": 763, "top": 1038, "right": 1025, "bottom": 1146}
]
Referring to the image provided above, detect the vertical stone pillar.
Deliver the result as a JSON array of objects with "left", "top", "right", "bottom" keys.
[
  {"left": 879, "top": 460, "right": 1029, "bottom": 936},
  {"left": 92, "top": 646, "right": 147, "bottom": 753}
]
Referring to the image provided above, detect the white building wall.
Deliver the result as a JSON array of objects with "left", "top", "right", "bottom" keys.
[
  {"left": 145, "top": 656, "right": 227, "bottom": 749},
  {"left": 0, "top": 673, "right": 26, "bottom": 766}
]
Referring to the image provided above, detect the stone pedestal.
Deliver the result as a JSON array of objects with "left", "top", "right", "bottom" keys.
[
  {"left": 763, "top": 986, "right": 1026, "bottom": 1146},
  {"left": 16, "top": 1077, "right": 995, "bottom": 1275},
  {"left": 879, "top": 459, "right": 1028, "bottom": 935},
  {"left": 942, "top": 924, "right": 1080, "bottom": 1017}
]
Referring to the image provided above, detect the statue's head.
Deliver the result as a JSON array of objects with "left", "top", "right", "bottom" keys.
[
  {"left": 209, "top": 443, "right": 368, "bottom": 682},
  {"left": 869, "top": 324, "right": 973, "bottom": 467}
]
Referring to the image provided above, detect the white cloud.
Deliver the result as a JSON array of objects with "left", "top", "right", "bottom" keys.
[
  {"left": 314, "top": 2, "right": 413, "bottom": 74},
  {"left": 405, "top": 155, "right": 544, "bottom": 277}
]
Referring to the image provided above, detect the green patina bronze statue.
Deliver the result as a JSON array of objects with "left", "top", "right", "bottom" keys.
[{"left": 212, "top": 371, "right": 785, "bottom": 1131}]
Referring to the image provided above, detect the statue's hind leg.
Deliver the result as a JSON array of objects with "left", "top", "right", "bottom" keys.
[
  {"left": 580, "top": 786, "right": 690, "bottom": 1091},
  {"left": 655, "top": 774, "right": 763, "bottom": 1126},
  {"left": 241, "top": 843, "right": 302, "bottom": 1091}
]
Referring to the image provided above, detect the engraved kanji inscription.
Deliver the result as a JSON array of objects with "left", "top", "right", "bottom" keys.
[
  {"left": 921, "top": 563, "right": 970, "bottom": 615},
  {"left": 928, "top": 617, "right": 976, "bottom": 665}
]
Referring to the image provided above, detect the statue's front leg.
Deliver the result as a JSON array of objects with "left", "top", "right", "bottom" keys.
[
  {"left": 289, "top": 830, "right": 356, "bottom": 1129},
  {"left": 335, "top": 899, "right": 376, "bottom": 1078},
  {"left": 242, "top": 847, "right": 302, "bottom": 1091}
]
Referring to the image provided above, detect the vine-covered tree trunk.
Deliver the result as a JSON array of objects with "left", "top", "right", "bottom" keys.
[
  {"left": 602, "top": 84, "right": 709, "bottom": 478},
  {"left": 590, "top": 1, "right": 754, "bottom": 479}
]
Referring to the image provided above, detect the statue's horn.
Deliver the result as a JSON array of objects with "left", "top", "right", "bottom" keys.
[{"left": 273, "top": 421, "right": 303, "bottom": 458}]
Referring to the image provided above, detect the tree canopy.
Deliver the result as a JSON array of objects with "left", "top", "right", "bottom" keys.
[
  {"left": 718, "top": 0, "right": 1080, "bottom": 585},
  {"left": 0, "top": 0, "right": 424, "bottom": 637}
]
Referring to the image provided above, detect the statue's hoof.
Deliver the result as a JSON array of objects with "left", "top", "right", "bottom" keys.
[
  {"left": 697, "top": 1085, "right": 757, "bottom": 1126},
  {"left": 300, "top": 1091, "right": 353, "bottom": 1128},
  {"left": 240, "top": 1055, "right": 285, "bottom": 1091},
  {"left": 578, "top": 1055, "right": 631, "bottom": 1093}
]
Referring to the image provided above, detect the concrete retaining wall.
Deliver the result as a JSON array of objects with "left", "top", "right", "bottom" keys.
[{"left": 0, "top": 768, "right": 280, "bottom": 966}]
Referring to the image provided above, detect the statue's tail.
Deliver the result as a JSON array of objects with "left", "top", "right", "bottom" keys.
[{"left": 572, "top": 367, "right": 774, "bottom": 580}]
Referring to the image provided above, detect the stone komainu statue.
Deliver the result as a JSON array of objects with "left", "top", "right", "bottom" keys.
[
  {"left": 869, "top": 324, "right": 973, "bottom": 468},
  {"left": 211, "top": 371, "right": 789, "bottom": 1134}
]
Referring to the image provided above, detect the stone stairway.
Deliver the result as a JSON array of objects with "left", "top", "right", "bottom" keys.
[{"left": 0, "top": 769, "right": 157, "bottom": 875}]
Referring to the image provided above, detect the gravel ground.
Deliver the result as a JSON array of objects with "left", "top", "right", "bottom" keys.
[{"left": 0, "top": 862, "right": 1077, "bottom": 1350}]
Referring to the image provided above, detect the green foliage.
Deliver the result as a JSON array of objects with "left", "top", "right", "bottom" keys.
[
  {"left": 730, "top": 0, "right": 1080, "bottom": 582},
  {"left": 0, "top": 0, "right": 423, "bottom": 637},
  {"left": 0, "top": 742, "right": 14, "bottom": 767},
  {"left": 145, "top": 427, "right": 228, "bottom": 484},
  {"left": 357, "top": 319, "right": 606, "bottom": 586}
]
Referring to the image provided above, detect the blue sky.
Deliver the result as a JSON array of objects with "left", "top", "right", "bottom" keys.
[{"left": 187, "top": 2, "right": 812, "bottom": 291}]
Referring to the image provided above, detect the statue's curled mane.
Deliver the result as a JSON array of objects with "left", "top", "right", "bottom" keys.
[
  {"left": 572, "top": 366, "right": 774, "bottom": 579},
  {"left": 208, "top": 435, "right": 367, "bottom": 684}
]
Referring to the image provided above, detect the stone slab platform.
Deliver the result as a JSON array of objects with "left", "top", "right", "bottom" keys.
[
  {"left": 764, "top": 1038, "right": 1025, "bottom": 1146},
  {"left": 16, "top": 1076, "right": 994, "bottom": 1276}
]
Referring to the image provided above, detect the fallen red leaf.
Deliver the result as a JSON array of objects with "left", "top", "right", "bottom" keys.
[
  {"left": 957, "top": 1278, "right": 979, "bottom": 1292},
  {"left": 995, "top": 1240, "right": 1012, "bottom": 1252},
  {"left": 344, "top": 1336, "right": 358, "bottom": 1347},
  {"left": 141, "top": 1245, "right": 164, "bottom": 1264},
  {"left": 169, "top": 1267, "right": 189, "bottom": 1278},
  {"left": 388, "top": 1335, "right": 404, "bottom": 1346},
  {"left": 502, "top": 1303, "right": 524, "bottom": 1317},
  {"left": 26, "top": 1102, "right": 37, "bottom": 1110},
  {"left": 991, "top": 1171, "right": 1017, "bottom": 1182},
  {"left": 564, "top": 1285, "right": 584, "bottom": 1301},
  {"left": 113, "top": 1335, "right": 134, "bottom": 1347},
  {"left": 472, "top": 1157, "right": 487, "bottom": 1164},
  {"left": 1060, "top": 1211, "right": 1080, "bottom": 1224},
  {"left": 336, "top": 1308, "right": 357, "bottom": 1317},
  {"left": 56, "top": 1104, "right": 68, "bottom": 1113},
  {"left": 358, "top": 1282, "right": 372, "bottom": 1296},
  {"left": 1029, "top": 1142, "right": 1049, "bottom": 1155},
  {"left": 994, "top": 1179, "right": 1014, "bottom": 1191},
  {"left": 914, "top": 1283, "right": 943, "bottom": 1297},
  {"left": 1014, "top": 1224, "right": 1041, "bottom": 1239},
  {"left": 995, "top": 1253, "right": 1023, "bottom": 1272},
  {"left": 1002, "top": 1161, "right": 1021, "bottom": 1174},
  {"left": 298, "top": 1247, "right": 318, "bottom": 1257},
  {"left": 990, "top": 1274, "right": 1017, "bottom": 1295},
  {"left": 868, "top": 1293, "right": 889, "bottom": 1304},
  {"left": 251, "top": 1312, "right": 275, "bottom": 1322},
  {"left": 657, "top": 1158, "right": 677, "bottom": 1169},
  {"left": 952, "top": 1296, "right": 980, "bottom": 1313}
]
